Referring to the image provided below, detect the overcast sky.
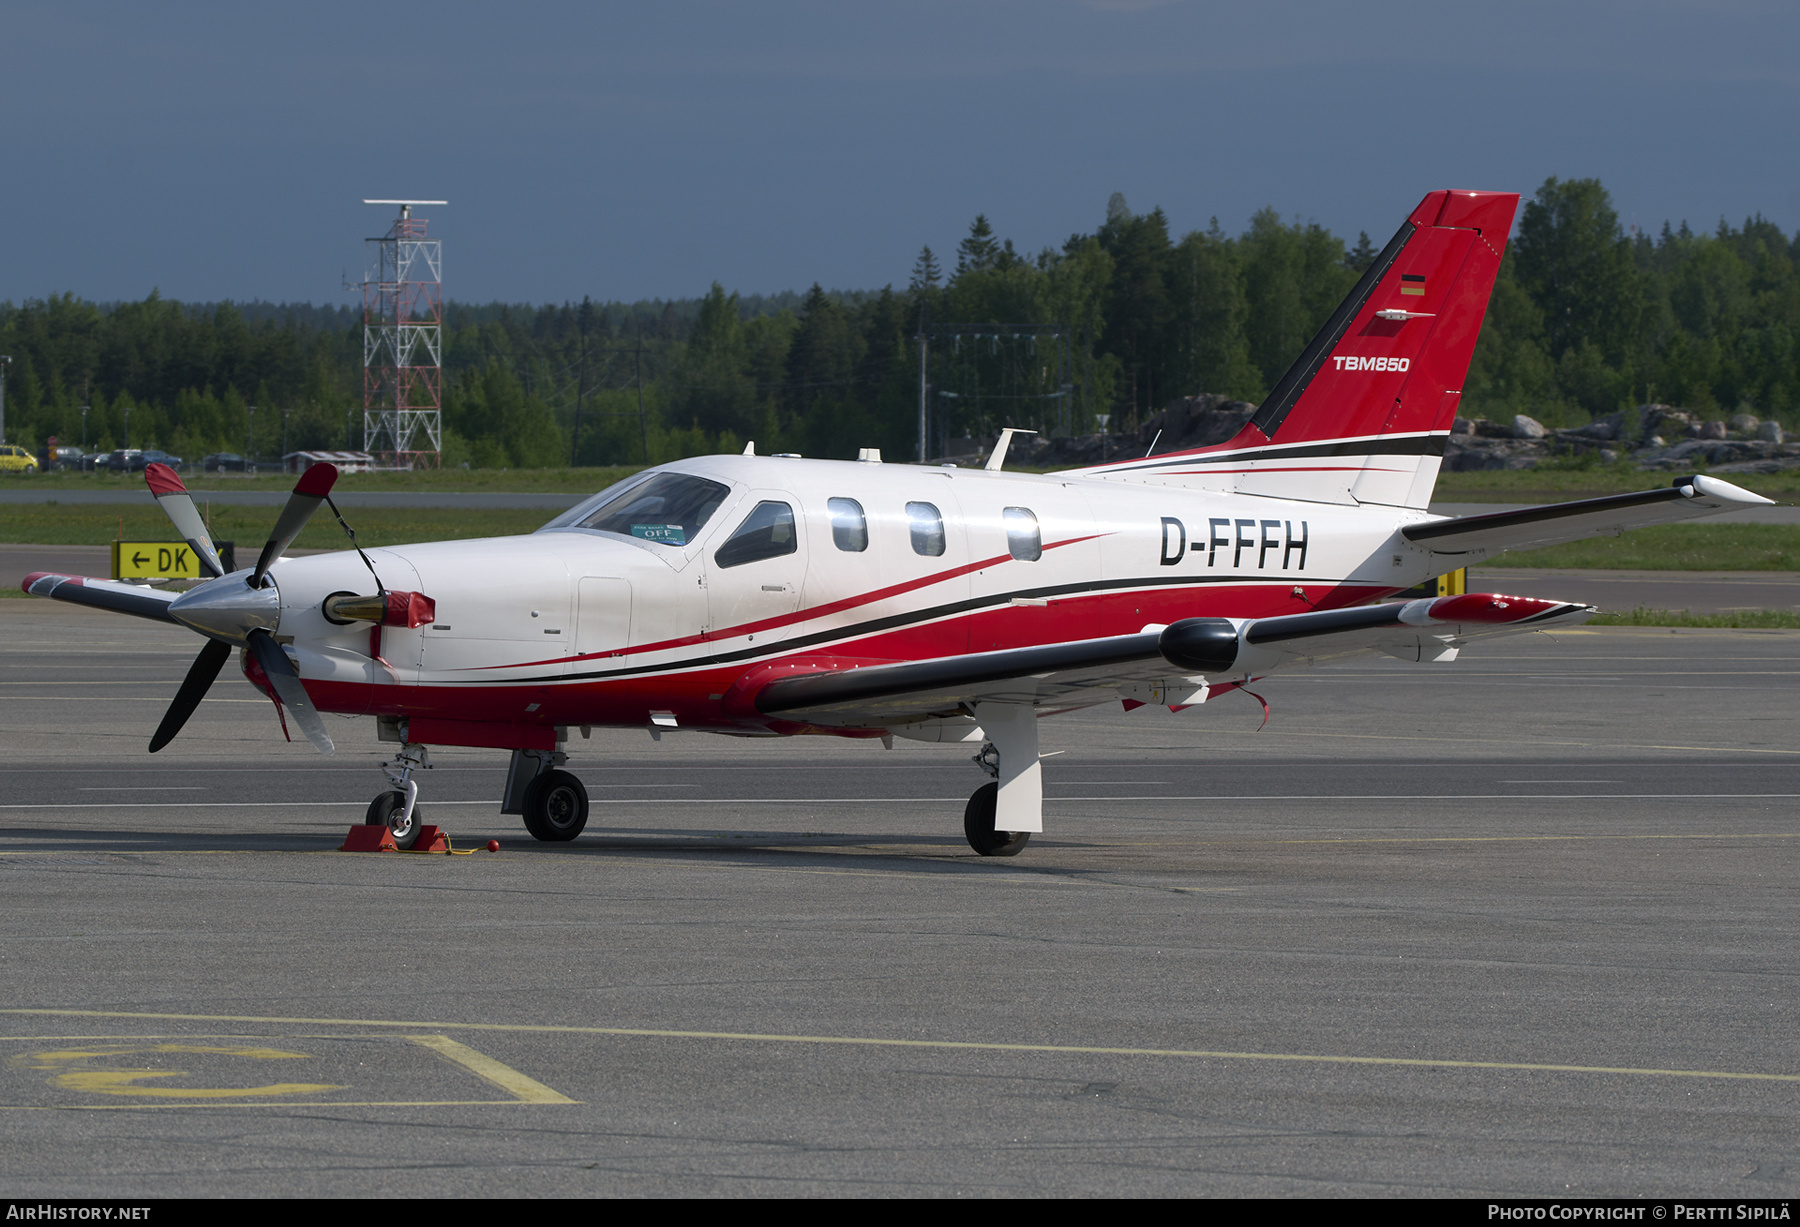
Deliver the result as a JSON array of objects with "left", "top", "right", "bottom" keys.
[{"left": 5, "top": 1, "right": 1797, "bottom": 306}]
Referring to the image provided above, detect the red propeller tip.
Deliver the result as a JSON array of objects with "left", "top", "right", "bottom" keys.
[
  {"left": 144, "top": 463, "right": 187, "bottom": 497},
  {"left": 294, "top": 463, "right": 338, "bottom": 498}
]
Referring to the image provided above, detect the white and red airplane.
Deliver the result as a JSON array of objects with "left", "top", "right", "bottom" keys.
[{"left": 23, "top": 189, "right": 1772, "bottom": 855}]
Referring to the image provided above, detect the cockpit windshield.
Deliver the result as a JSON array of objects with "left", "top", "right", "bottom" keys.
[{"left": 538, "top": 471, "right": 731, "bottom": 547}]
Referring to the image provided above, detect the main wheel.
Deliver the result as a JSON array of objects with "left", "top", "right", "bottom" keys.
[
  {"left": 367, "top": 790, "right": 424, "bottom": 849},
  {"left": 522, "top": 769, "right": 589, "bottom": 842},
  {"left": 963, "top": 782, "right": 1030, "bottom": 857}
]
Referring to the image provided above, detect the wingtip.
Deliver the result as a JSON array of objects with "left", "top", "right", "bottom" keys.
[{"left": 1683, "top": 473, "right": 1778, "bottom": 506}]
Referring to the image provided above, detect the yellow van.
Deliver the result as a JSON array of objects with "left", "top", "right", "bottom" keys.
[{"left": 0, "top": 445, "right": 38, "bottom": 474}]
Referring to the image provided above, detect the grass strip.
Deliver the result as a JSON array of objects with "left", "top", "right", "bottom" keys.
[
  {"left": 1487, "top": 523, "right": 1800, "bottom": 570},
  {"left": 1586, "top": 607, "right": 1800, "bottom": 629},
  {"left": 0, "top": 505, "right": 557, "bottom": 550},
  {"left": 0, "top": 465, "right": 640, "bottom": 495}
]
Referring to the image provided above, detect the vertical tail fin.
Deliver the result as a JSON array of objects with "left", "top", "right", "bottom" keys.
[{"left": 1078, "top": 189, "right": 1519, "bottom": 508}]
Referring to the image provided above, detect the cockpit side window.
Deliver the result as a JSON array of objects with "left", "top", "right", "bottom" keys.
[
  {"left": 1004, "top": 507, "right": 1041, "bottom": 561},
  {"left": 543, "top": 472, "right": 731, "bottom": 546},
  {"left": 714, "top": 500, "right": 798, "bottom": 569},
  {"left": 828, "top": 498, "right": 867, "bottom": 552},
  {"left": 906, "top": 502, "right": 945, "bottom": 557}
]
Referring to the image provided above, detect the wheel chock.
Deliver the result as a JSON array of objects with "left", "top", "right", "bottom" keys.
[
  {"left": 404, "top": 826, "right": 451, "bottom": 853},
  {"left": 339, "top": 824, "right": 399, "bottom": 852}
]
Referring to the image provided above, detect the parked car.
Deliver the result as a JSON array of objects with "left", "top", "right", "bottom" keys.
[
  {"left": 202, "top": 452, "right": 249, "bottom": 473},
  {"left": 99, "top": 449, "right": 143, "bottom": 472},
  {"left": 38, "top": 446, "right": 85, "bottom": 471},
  {"left": 0, "top": 444, "right": 39, "bottom": 474},
  {"left": 135, "top": 450, "right": 183, "bottom": 472}
]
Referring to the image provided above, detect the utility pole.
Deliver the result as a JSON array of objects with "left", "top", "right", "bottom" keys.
[
  {"left": 572, "top": 297, "right": 592, "bottom": 467},
  {"left": 0, "top": 355, "right": 10, "bottom": 446},
  {"left": 635, "top": 331, "right": 648, "bottom": 465},
  {"left": 916, "top": 331, "right": 928, "bottom": 464},
  {"left": 247, "top": 405, "right": 255, "bottom": 468}
]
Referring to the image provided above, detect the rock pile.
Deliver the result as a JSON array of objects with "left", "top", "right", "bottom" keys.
[{"left": 1446, "top": 404, "right": 1797, "bottom": 474}]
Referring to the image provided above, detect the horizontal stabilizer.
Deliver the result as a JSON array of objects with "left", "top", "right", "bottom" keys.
[
  {"left": 1404, "top": 475, "right": 1773, "bottom": 555},
  {"left": 22, "top": 572, "right": 180, "bottom": 624}
]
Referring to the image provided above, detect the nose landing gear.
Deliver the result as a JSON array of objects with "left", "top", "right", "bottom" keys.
[{"left": 369, "top": 743, "right": 430, "bottom": 849}]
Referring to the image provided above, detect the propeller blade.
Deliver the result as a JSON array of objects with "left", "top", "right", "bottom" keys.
[
  {"left": 144, "top": 463, "right": 225, "bottom": 579},
  {"left": 246, "top": 629, "right": 335, "bottom": 756},
  {"left": 148, "top": 637, "right": 233, "bottom": 752},
  {"left": 250, "top": 463, "right": 338, "bottom": 588}
]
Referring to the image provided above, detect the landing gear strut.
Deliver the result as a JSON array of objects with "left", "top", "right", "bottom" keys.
[{"left": 370, "top": 743, "right": 430, "bottom": 849}]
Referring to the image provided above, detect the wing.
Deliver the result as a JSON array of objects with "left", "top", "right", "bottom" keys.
[
  {"left": 755, "top": 593, "right": 1590, "bottom": 729},
  {"left": 22, "top": 572, "right": 181, "bottom": 624},
  {"left": 1404, "top": 474, "right": 1771, "bottom": 555}
]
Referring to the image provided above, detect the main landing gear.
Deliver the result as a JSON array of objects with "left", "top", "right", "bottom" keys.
[
  {"left": 960, "top": 707, "right": 1039, "bottom": 858},
  {"left": 502, "top": 748, "right": 590, "bottom": 842},
  {"left": 964, "top": 780, "right": 1030, "bottom": 857}
]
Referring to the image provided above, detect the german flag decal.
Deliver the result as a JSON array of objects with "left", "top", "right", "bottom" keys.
[{"left": 1400, "top": 273, "right": 1426, "bottom": 297}]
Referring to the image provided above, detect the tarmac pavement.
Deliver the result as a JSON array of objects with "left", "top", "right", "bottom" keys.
[{"left": 1, "top": 603, "right": 1796, "bottom": 1196}]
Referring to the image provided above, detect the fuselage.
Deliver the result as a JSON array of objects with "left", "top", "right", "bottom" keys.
[{"left": 253, "top": 454, "right": 1460, "bottom": 740}]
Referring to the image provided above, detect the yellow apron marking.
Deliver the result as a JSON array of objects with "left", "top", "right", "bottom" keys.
[
  {"left": 14, "top": 1043, "right": 341, "bottom": 1100},
  {"left": 8, "top": 1008, "right": 1797, "bottom": 1087},
  {"left": 408, "top": 1035, "right": 575, "bottom": 1104},
  {"left": 0, "top": 1033, "right": 577, "bottom": 1109}
]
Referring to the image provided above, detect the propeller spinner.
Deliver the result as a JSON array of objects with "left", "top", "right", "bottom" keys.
[{"left": 150, "top": 463, "right": 342, "bottom": 755}]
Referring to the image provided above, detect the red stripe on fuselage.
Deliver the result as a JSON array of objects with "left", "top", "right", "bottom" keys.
[
  {"left": 484, "top": 532, "right": 1112, "bottom": 671},
  {"left": 298, "top": 577, "right": 1395, "bottom": 737}
]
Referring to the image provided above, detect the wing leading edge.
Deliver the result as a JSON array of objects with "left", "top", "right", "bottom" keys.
[
  {"left": 755, "top": 593, "right": 1592, "bottom": 728},
  {"left": 1404, "top": 474, "right": 1772, "bottom": 555}
]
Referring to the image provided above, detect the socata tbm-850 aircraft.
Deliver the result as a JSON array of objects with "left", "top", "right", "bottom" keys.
[{"left": 24, "top": 190, "right": 1773, "bottom": 855}]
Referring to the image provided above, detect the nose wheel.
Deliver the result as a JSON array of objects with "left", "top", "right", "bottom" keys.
[
  {"left": 367, "top": 790, "right": 424, "bottom": 849},
  {"left": 371, "top": 743, "right": 430, "bottom": 849}
]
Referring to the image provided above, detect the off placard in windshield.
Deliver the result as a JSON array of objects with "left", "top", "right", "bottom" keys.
[{"left": 562, "top": 472, "right": 731, "bottom": 546}]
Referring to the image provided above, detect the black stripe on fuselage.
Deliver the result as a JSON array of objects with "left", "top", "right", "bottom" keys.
[{"left": 451, "top": 572, "right": 1371, "bottom": 686}]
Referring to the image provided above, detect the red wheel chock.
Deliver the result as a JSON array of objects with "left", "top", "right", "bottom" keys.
[
  {"left": 406, "top": 826, "right": 451, "bottom": 853},
  {"left": 339, "top": 824, "right": 398, "bottom": 852},
  {"left": 337, "top": 824, "right": 456, "bottom": 853}
]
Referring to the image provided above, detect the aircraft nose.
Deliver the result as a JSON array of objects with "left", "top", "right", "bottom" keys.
[{"left": 167, "top": 573, "right": 282, "bottom": 642}]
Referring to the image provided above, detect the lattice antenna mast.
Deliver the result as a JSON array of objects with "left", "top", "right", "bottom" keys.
[{"left": 357, "top": 200, "right": 446, "bottom": 468}]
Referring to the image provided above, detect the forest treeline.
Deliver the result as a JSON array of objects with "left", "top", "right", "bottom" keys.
[{"left": 3, "top": 177, "right": 1798, "bottom": 468}]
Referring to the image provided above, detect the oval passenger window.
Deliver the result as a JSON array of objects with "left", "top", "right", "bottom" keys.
[
  {"left": 906, "top": 502, "right": 945, "bottom": 557},
  {"left": 828, "top": 497, "right": 868, "bottom": 552},
  {"left": 1004, "top": 507, "right": 1041, "bottom": 561}
]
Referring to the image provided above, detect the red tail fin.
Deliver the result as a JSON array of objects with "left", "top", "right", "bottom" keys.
[{"left": 1079, "top": 190, "right": 1519, "bottom": 508}]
